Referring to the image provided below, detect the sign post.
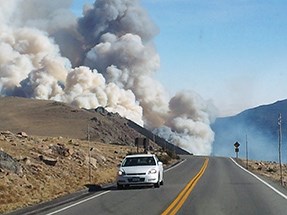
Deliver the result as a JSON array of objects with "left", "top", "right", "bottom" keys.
[
  {"left": 234, "top": 141, "right": 240, "bottom": 159},
  {"left": 135, "top": 137, "right": 149, "bottom": 153}
]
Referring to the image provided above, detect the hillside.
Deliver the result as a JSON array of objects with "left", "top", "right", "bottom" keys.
[
  {"left": 0, "top": 97, "right": 178, "bottom": 214},
  {"left": 1, "top": 97, "right": 287, "bottom": 213},
  {"left": 211, "top": 99, "right": 287, "bottom": 162},
  {"left": 0, "top": 132, "right": 136, "bottom": 213},
  {"left": 0, "top": 96, "right": 142, "bottom": 145}
]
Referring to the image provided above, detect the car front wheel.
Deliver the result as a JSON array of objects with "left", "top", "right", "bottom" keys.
[
  {"left": 117, "top": 183, "right": 123, "bottom": 190},
  {"left": 154, "top": 174, "right": 161, "bottom": 188},
  {"left": 154, "top": 181, "right": 160, "bottom": 188}
]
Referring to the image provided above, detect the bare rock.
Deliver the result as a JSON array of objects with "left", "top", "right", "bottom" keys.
[
  {"left": 95, "top": 107, "right": 109, "bottom": 116},
  {"left": 1, "top": 131, "right": 14, "bottom": 137},
  {"left": 21, "top": 157, "right": 31, "bottom": 165},
  {"left": 50, "top": 144, "right": 71, "bottom": 157},
  {"left": 17, "top": 131, "right": 28, "bottom": 138},
  {"left": 39, "top": 155, "right": 57, "bottom": 166},
  {"left": 89, "top": 157, "right": 98, "bottom": 168},
  {"left": 266, "top": 166, "right": 277, "bottom": 173},
  {"left": 0, "top": 150, "right": 22, "bottom": 175}
]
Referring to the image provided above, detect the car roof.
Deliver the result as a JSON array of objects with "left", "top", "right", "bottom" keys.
[{"left": 125, "top": 154, "right": 155, "bottom": 158}]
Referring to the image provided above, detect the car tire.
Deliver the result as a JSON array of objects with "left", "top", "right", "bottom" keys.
[
  {"left": 160, "top": 180, "right": 164, "bottom": 185},
  {"left": 154, "top": 182, "right": 160, "bottom": 188},
  {"left": 117, "top": 183, "right": 123, "bottom": 190},
  {"left": 154, "top": 174, "right": 160, "bottom": 188}
]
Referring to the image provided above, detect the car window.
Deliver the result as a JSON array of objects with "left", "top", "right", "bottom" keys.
[{"left": 122, "top": 157, "right": 156, "bottom": 166}]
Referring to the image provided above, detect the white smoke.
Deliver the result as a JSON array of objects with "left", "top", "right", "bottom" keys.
[
  {"left": 154, "top": 91, "right": 216, "bottom": 155},
  {"left": 0, "top": 0, "right": 216, "bottom": 155}
]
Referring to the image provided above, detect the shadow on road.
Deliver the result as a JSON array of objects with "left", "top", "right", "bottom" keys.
[
  {"left": 85, "top": 183, "right": 119, "bottom": 192},
  {"left": 85, "top": 183, "right": 155, "bottom": 192}
]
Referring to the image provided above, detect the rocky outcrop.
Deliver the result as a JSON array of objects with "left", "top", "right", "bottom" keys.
[
  {"left": 50, "top": 143, "right": 73, "bottom": 157},
  {"left": 39, "top": 155, "right": 57, "bottom": 166},
  {"left": 0, "top": 150, "right": 22, "bottom": 174},
  {"left": 17, "top": 131, "right": 28, "bottom": 138}
]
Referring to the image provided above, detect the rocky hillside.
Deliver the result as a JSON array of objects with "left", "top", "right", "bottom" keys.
[
  {"left": 0, "top": 131, "right": 174, "bottom": 214},
  {"left": 0, "top": 97, "right": 177, "bottom": 214},
  {"left": 0, "top": 131, "right": 140, "bottom": 213}
]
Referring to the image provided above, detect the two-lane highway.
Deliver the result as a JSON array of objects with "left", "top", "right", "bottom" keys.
[
  {"left": 36, "top": 156, "right": 287, "bottom": 215},
  {"left": 177, "top": 157, "right": 287, "bottom": 215},
  {"left": 40, "top": 156, "right": 206, "bottom": 215}
]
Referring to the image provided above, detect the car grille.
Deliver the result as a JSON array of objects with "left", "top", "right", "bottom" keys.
[{"left": 126, "top": 173, "right": 146, "bottom": 176}]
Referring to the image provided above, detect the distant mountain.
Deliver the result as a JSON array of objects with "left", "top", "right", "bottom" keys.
[{"left": 211, "top": 100, "right": 287, "bottom": 162}]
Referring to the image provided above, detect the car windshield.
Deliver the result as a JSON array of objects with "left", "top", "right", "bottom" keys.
[{"left": 122, "top": 157, "right": 156, "bottom": 167}]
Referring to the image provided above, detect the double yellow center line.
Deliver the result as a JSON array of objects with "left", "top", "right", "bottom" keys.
[{"left": 161, "top": 158, "right": 209, "bottom": 215}]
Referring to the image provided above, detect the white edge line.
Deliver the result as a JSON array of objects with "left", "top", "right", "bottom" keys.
[
  {"left": 230, "top": 157, "right": 287, "bottom": 200},
  {"left": 46, "top": 190, "right": 110, "bottom": 215},
  {"left": 47, "top": 159, "right": 186, "bottom": 214},
  {"left": 165, "top": 159, "right": 186, "bottom": 172}
]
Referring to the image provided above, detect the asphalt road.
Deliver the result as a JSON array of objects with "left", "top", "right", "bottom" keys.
[
  {"left": 179, "top": 157, "right": 287, "bottom": 215},
  {"left": 25, "top": 156, "right": 287, "bottom": 215}
]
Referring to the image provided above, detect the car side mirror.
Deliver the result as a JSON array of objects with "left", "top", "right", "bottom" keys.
[{"left": 158, "top": 161, "right": 163, "bottom": 166}]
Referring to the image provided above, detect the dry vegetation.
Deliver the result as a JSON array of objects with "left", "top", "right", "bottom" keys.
[
  {"left": 2, "top": 97, "right": 286, "bottom": 214},
  {"left": 0, "top": 97, "right": 177, "bottom": 214},
  {"left": 238, "top": 159, "right": 287, "bottom": 186},
  {"left": 0, "top": 131, "right": 174, "bottom": 214},
  {"left": 0, "top": 132, "right": 128, "bottom": 213}
]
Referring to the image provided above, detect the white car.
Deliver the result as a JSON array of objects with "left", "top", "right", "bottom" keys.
[{"left": 116, "top": 154, "right": 164, "bottom": 189}]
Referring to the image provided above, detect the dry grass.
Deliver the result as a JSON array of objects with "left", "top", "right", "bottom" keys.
[
  {"left": 0, "top": 131, "right": 173, "bottom": 214},
  {"left": 238, "top": 159, "right": 287, "bottom": 186},
  {"left": 0, "top": 97, "right": 175, "bottom": 214},
  {"left": 0, "top": 133, "right": 138, "bottom": 214},
  {"left": 0, "top": 97, "right": 142, "bottom": 145},
  {"left": 0, "top": 97, "right": 171, "bottom": 213},
  {"left": 2, "top": 131, "right": 286, "bottom": 214}
]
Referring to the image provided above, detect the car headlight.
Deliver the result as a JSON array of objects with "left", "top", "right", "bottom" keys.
[
  {"left": 148, "top": 169, "right": 157, "bottom": 174},
  {"left": 118, "top": 170, "right": 125, "bottom": 176}
]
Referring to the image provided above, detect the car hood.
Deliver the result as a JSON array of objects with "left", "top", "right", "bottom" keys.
[{"left": 121, "top": 166, "right": 157, "bottom": 174}]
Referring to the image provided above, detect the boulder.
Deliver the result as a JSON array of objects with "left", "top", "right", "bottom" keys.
[
  {"left": 95, "top": 106, "right": 109, "bottom": 116},
  {"left": 90, "top": 157, "right": 98, "bottom": 168},
  {"left": 0, "top": 131, "right": 14, "bottom": 137},
  {"left": 51, "top": 144, "right": 72, "bottom": 157},
  {"left": 0, "top": 150, "right": 22, "bottom": 175},
  {"left": 39, "top": 155, "right": 57, "bottom": 166},
  {"left": 17, "top": 131, "right": 28, "bottom": 138}
]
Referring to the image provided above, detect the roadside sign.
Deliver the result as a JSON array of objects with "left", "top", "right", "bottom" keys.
[
  {"left": 234, "top": 141, "right": 240, "bottom": 159},
  {"left": 234, "top": 142, "right": 240, "bottom": 148}
]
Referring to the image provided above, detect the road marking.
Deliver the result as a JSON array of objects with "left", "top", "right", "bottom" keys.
[
  {"left": 45, "top": 159, "right": 185, "bottom": 215},
  {"left": 230, "top": 157, "right": 287, "bottom": 200},
  {"left": 165, "top": 159, "right": 186, "bottom": 172},
  {"left": 46, "top": 190, "right": 110, "bottom": 215},
  {"left": 161, "top": 158, "right": 209, "bottom": 215}
]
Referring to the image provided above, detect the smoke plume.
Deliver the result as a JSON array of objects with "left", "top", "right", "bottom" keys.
[{"left": 0, "top": 0, "right": 216, "bottom": 155}]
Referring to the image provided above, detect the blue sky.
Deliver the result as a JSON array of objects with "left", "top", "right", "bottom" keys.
[{"left": 72, "top": 0, "right": 287, "bottom": 116}]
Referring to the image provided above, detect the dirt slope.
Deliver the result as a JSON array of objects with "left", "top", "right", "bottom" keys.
[
  {"left": 0, "top": 97, "right": 174, "bottom": 214},
  {"left": 0, "top": 96, "right": 141, "bottom": 145}
]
